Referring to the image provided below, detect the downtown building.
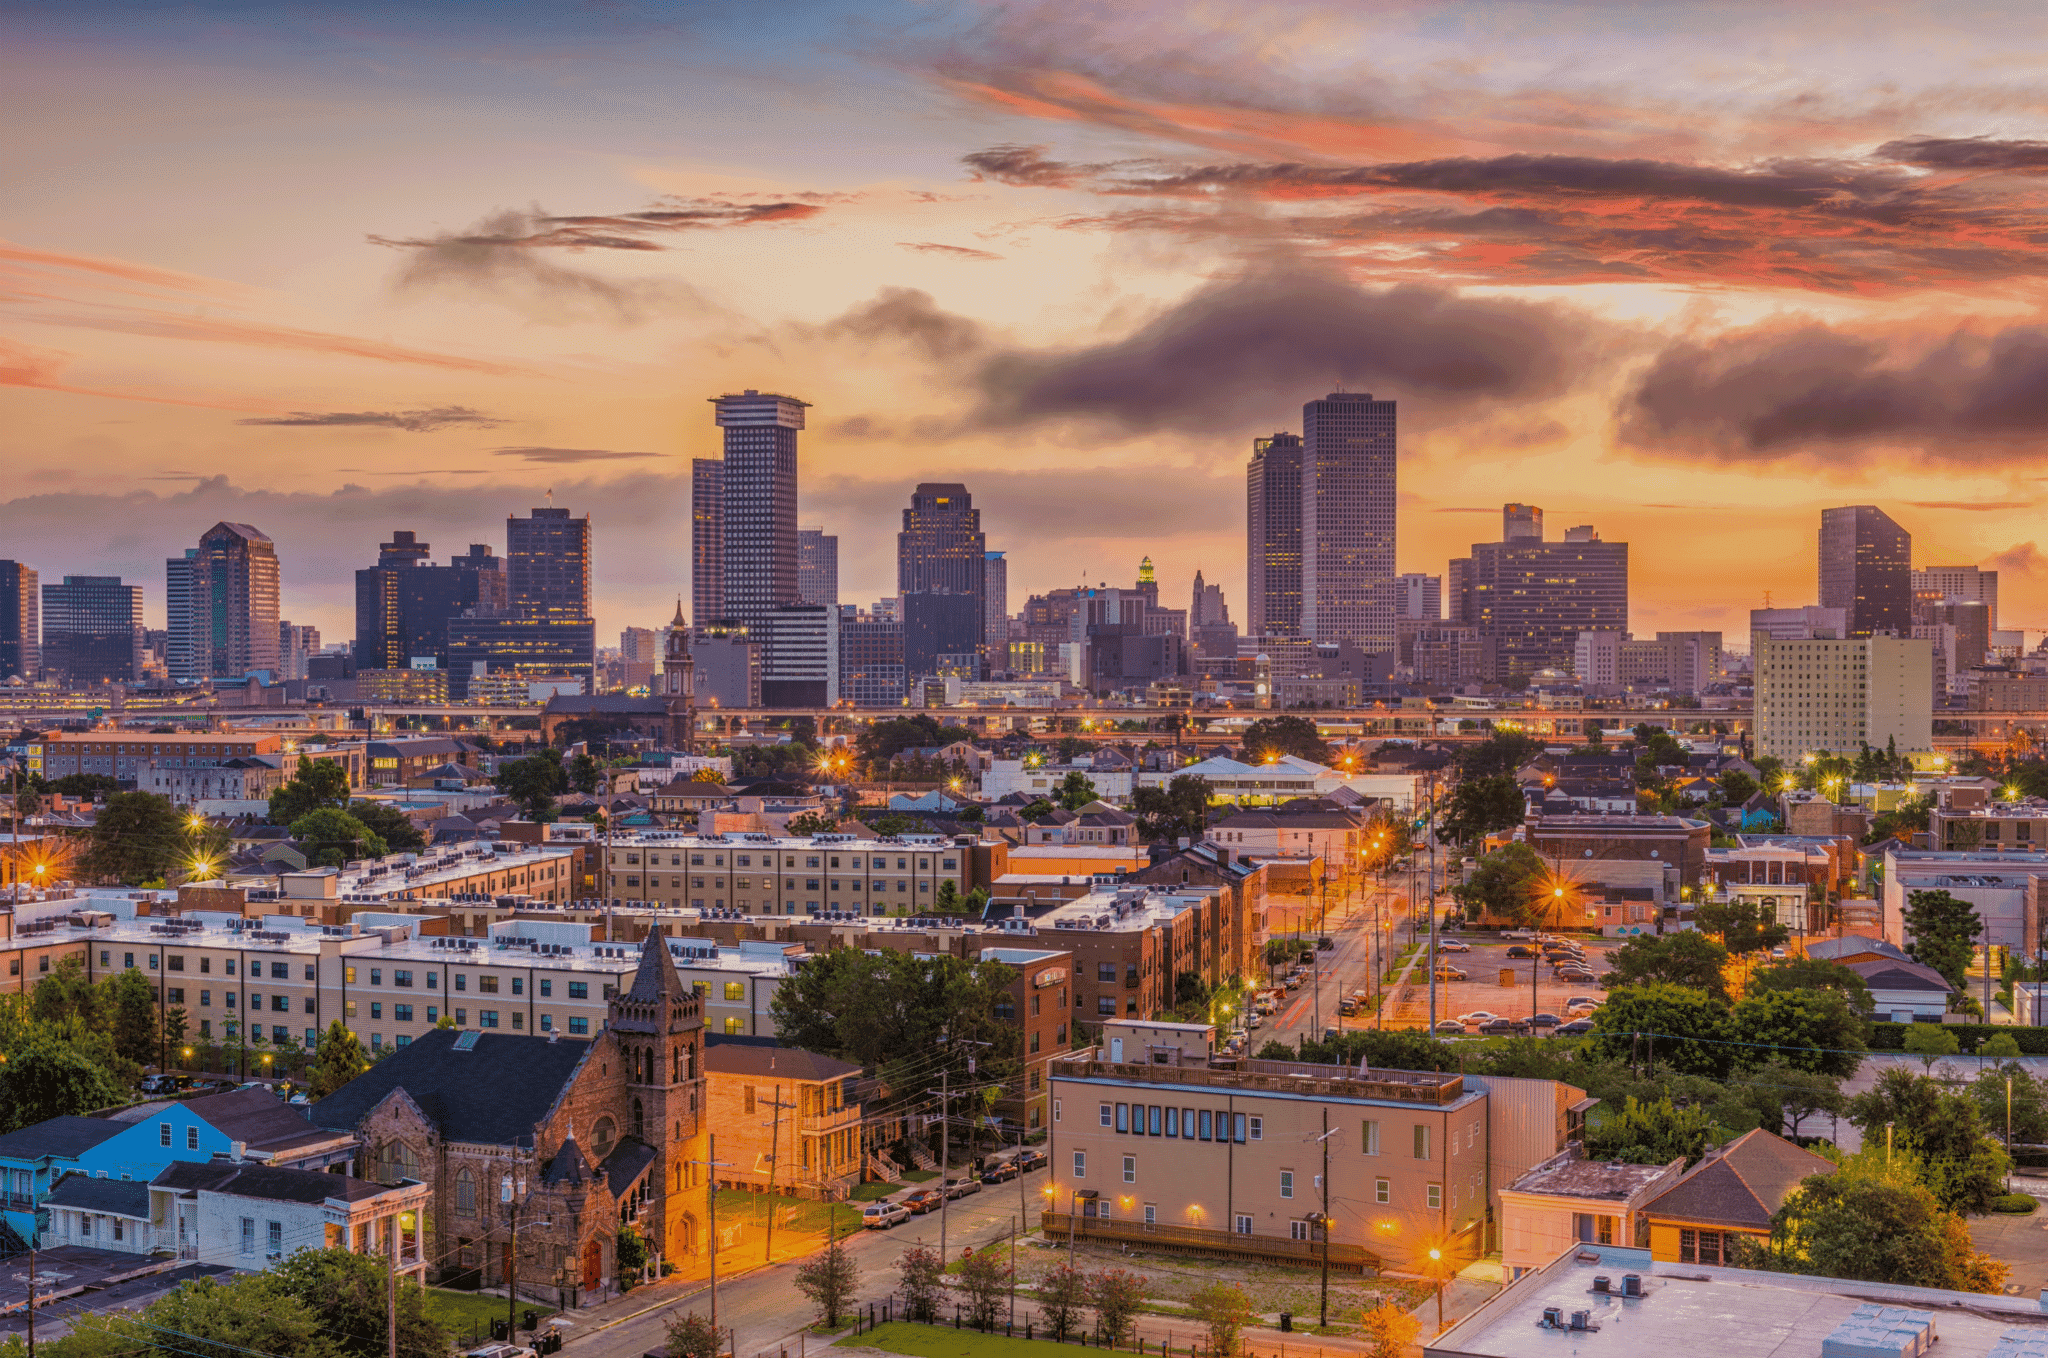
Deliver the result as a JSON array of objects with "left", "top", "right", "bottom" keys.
[
  {"left": 166, "top": 523, "right": 281, "bottom": 681},
  {"left": 1245, "top": 432, "right": 1302, "bottom": 639},
  {"left": 40, "top": 575, "right": 143, "bottom": 686},
  {"left": 1818, "top": 505, "right": 1911, "bottom": 638},
  {"left": 444, "top": 508, "right": 596, "bottom": 694},
  {"left": 0, "top": 561, "right": 38, "bottom": 682},
  {"left": 1751, "top": 605, "right": 1933, "bottom": 761},
  {"left": 1300, "top": 392, "right": 1398, "bottom": 652},
  {"left": 354, "top": 531, "right": 508, "bottom": 682},
  {"left": 1450, "top": 505, "right": 1627, "bottom": 680},
  {"left": 899, "top": 482, "right": 986, "bottom": 684}
]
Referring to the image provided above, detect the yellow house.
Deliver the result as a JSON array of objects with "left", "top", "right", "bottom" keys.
[{"left": 1640, "top": 1129, "right": 1834, "bottom": 1266}]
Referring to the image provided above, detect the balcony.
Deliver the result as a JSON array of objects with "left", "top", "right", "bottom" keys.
[{"left": 1049, "top": 1055, "right": 1465, "bottom": 1106}]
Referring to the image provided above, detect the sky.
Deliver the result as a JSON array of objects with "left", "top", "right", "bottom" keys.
[{"left": 7, "top": 0, "right": 2048, "bottom": 649}]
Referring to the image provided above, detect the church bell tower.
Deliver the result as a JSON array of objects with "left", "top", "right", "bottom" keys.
[{"left": 662, "top": 599, "right": 696, "bottom": 753}]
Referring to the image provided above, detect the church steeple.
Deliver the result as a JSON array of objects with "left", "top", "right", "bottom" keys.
[{"left": 661, "top": 599, "right": 695, "bottom": 753}]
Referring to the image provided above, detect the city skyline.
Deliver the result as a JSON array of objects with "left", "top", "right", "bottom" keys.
[{"left": 8, "top": 2, "right": 2048, "bottom": 644}]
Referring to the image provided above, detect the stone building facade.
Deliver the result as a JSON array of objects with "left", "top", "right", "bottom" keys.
[{"left": 311, "top": 933, "right": 708, "bottom": 1308}]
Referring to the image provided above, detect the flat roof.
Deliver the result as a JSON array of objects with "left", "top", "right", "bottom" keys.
[{"left": 1427, "top": 1243, "right": 2048, "bottom": 1358}]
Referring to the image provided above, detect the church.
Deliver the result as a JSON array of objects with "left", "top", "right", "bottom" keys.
[
  {"left": 311, "top": 931, "right": 708, "bottom": 1308},
  {"left": 538, "top": 600, "right": 697, "bottom": 750}
]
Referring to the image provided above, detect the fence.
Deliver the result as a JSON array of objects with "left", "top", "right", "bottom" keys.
[
  {"left": 1040, "top": 1213, "right": 1379, "bottom": 1273},
  {"left": 833, "top": 1300, "right": 1344, "bottom": 1358}
]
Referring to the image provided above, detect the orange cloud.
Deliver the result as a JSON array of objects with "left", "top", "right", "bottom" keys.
[
  {"left": 0, "top": 336, "right": 283, "bottom": 412},
  {"left": 26, "top": 308, "right": 539, "bottom": 375},
  {"left": 0, "top": 239, "right": 256, "bottom": 302}
]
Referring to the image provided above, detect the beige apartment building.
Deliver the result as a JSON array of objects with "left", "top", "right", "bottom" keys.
[
  {"left": 29, "top": 731, "right": 283, "bottom": 782},
  {"left": 1753, "top": 634, "right": 1933, "bottom": 762},
  {"left": 602, "top": 831, "right": 976, "bottom": 916}
]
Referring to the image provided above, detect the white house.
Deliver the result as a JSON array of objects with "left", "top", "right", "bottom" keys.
[
  {"left": 983, "top": 758, "right": 1135, "bottom": 804},
  {"left": 1498, "top": 1149, "right": 1687, "bottom": 1279},
  {"left": 40, "top": 1174, "right": 153, "bottom": 1254},
  {"left": 1846, "top": 957, "right": 1954, "bottom": 1023},
  {"left": 151, "top": 1160, "right": 430, "bottom": 1279}
]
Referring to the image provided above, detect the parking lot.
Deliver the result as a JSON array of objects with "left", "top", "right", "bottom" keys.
[{"left": 1381, "top": 930, "right": 1617, "bottom": 1034}]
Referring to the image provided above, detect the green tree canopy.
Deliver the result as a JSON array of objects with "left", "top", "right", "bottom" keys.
[
  {"left": 289, "top": 808, "right": 387, "bottom": 868},
  {"left": 268, "top": 1246, "right": 449, "bottom": 1358},
  {"left": 1605, "top": 931, "right": 1731, "bottom": 999},
  {"left": 310, "top": 1020, "right": 372, "bottom": 1098},
  {"left": 1902, "top": 889, "right": 1982, "bottom": 989},
  {"left": 1847, "top": 1067, "right": 2007, "bottom": 1214},
  {"left": 82, "top": 791, "right": 188, "bottom": 884},
  {"left": 1436, "top": 775, "right": 1525, "bottom": 846},
  {"left": 495, "top": 751, "right": 567, "bottom": 821},
  {"left": 567, "top": 751, "right": 603, "bottom": 794},
  {"left": 1693, "top": 896, "right": 1791, "bottom": 956},
  {"left": 1130, "top": 774, "right": 1211, "bottom": 842},
  {"left": 1583, "top": 1095, "right": 1717, "bottom": 1167},
  {"left": 1588, "top": 982, "right": 1730, "bottom": 1077},
  {"left": 1725, "top": 988, "right": 1865, "bottom": 1078},
  {"left": 1747, "top": 956, "right": 1872, "bottom": 1013},
  {"left": 268, "top": 757, "right": 351, "bottom": 825},
  {"left": 1452, "top": 841, "right": 1548, "bottom": 923},
  {"left": 1761, "top": 1156, "right": 2007, "bottom": 1293},
  {"left": 0, "top": 1042, "right": 125, "bottom": 1132},
  {"left": 855, "top": 715, "right": 977, "bottom": 763},
  {"left": 106, "top": 968, "right": 161, "bottom": 1066},
  {"left": 1717, "top": 769, "right": 1760, "bottom": 805},
  {"left": 1456, "top": 730, "right": 1545, "bottom": 780},
  {"left": 1057, "top": 770, "right": 1099, "bottom": 811},
  {"left": 346, "top": 801, "right": 426, "bottom": 853},
  {"left": 1239, "top": 715, "right": 1330, "bottom": 764}
]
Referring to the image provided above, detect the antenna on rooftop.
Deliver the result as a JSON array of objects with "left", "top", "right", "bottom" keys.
[{"left": 1762, "top": 590, "right": 1773, "bottom": 608}]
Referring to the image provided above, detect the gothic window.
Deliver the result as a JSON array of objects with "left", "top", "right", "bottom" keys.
[
  {"left": 592, "top": 1117, "right": 617, "bottom": 1160},
  {"left": 633, "top": 1099, "right": 645, "bottom": 1142},
  {"left": 455, "top": 1169, "right": 476, "bottom": 1216},
  {"left": 375, "top": 1141, "right": 420, "bottom": 1183}
]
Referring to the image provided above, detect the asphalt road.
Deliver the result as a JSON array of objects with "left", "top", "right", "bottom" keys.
[{"left": 562, "top": 1166, "right": 1056, "bottom": 1358}]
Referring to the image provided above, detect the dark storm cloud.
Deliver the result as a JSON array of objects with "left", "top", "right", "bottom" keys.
[
  {"left": 490, "top": 446, "right": 663, "bottom": 463},
  {"left": 971, "top": 265, "right": 1589, "bottom": 434},
  {"left": 238, "top": 407, "right": 502, "bottom": 432},
  {"left": 813, "top": 287, "right": 991, "bottom": 363},
  {"left": 1878, "top": 137, "right": 2048, "bottom": 172},
  {"left": 1623, "top": 318, "right": 2048, "bottom": 461}
]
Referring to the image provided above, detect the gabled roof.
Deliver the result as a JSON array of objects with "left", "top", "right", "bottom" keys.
[
  {"left": 43, "top": 1172, "right": 150, "bottom": 1217},
  {"left": 175, "top": 1087, "right": 346, "bottom": 1157},
  {"left": 1643, "top": 1129, "right": 1836, "bottom": 1230},
  {"left": 599, "top": 1139, "right": 657, "bottom": 1191},
  {"left": 153, "top": 1159, "right": 390, "bottom": 1204},
  {"left": 542, "top": 1135, "right": 590, "bottom": 1188},
  {"left": 310, "top": 1028, "right": 591, "bottom": 1147},
  {"left": 0, "top": 1115, "right": 129, "bottom": 1162},
  {"left": 702, "top": 1035, "right": 861, "bottom": 1082},
  {"left": 1847, "top": 958, "right": 1954, "bottom": 994},
  {"left": 1806, "top": 936, "right": 1911, "bottom": 964}
]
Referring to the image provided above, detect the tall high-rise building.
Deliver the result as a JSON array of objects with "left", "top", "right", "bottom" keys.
[
  {"left": 797, "top": 527, "right": 838, "bottom": 609},
  {"left": 444, "top": 509, "right": 594, "bottom": 691},
  {"left": 507, "top": 507, "right": 591, "bottom": 622},
  {"left": 1463, "top": 506, "right": 1627, "bottom": 679},
  {"left": 1819, "top": 506, "right": 1911, "bottom": 638},
  {"left": 0, "top": 562, "right": 39, "bottom": 682},
  {"left": 1913, "top": 565, "right": 1999, "bottom": 631},
  {"left": 840, "top": 609, "right": 906, "bottom": 707},
  {"left": 898, "top": 483, "right": 985, "bottom": 680},
  {"left": 354, "top": 531, "right": 508, "bottom": 672},
  {"left": 712, "top": 390, "right": 807, "bottom": 622},
  {"left": 41, "top": 576, "right": 142, "bottom": 685},
  {"left": 1395, "top": 573, "right": 1441, "bottom": 621},
  {"left": 1755, "top": 634, "right": 1933, "bottom": 761},
  {"left": 1300, "top": 393, "right": 1397, "bottom": 651},
  {"left": 691, "top": 457, "right": 725, "bottom": 627},
  {"left": 983, "top": 551, "right": 1009, "bottom": 656},
  {"left": 620, "top": 625, "right": 659, "bottom": 689},
  {"left": 1503, "top": 504, "right": 1543, "bottom": 541},
  {"left": 168, "top": 523, "right": 279, "bottom": 680},
  {"left": 278, "top": 621, "right": 319, "bottom": 681},
  {"left": 1246, "top": 432, "right": 1302, "bottom": 637}
]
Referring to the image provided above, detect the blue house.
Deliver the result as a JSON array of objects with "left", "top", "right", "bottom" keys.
[{"left": 0, "top": 1088, "right": 354, "bottom": 1246}]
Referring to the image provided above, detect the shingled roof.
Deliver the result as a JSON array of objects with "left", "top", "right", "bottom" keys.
[
  {"left": 43, "top": 1172, "right": 150, "bottom": 1218},
  {"left": 703, "top": 1034, "right": 861, "bottom": 1082},
  {"left": 0, "top": 1116, "right": 129, "bottom": 1161},
  {"left": 1642, "top": 1129, "right": 1835, "bottom": 1231},
  {"left": 310, "top": 1028, "right": 591, "bottom": 1147}
]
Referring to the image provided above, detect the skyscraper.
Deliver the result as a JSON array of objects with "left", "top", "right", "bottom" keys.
[
  {"left": 898, "top": 483, "right": 985, "bottom": 681},
  {"left": 41, "top": 576, "right": 142, "bottom": 685},
  {"left": 278, "top": 621, "right": 319, "bottom": 680},
  {"left": 444, "top": 509, "right": 594, "bottom": 691},
  {"left": 0, "top": 562, "right": 39, "bottom": 682},
  {"left": 1913, "top": 564, "right": 1999, "bottom": 631},
  {"left": 1395, "top": 573, "right": 1442, "bottom": 621},
  {"left": 691, "top": 457, "right": 725, "bottom": 627},
  {"left": 1503, "top": 504, "right": 1543, "bottom": 541},
  {"left": 797, "top": 527, "right": 839, "bottom": 609},
  {"left": 1246, "top": 432, "right": 1302, "bottom": 637},
  {"left": 169, "top": 524, "right": 279, "bottom": 680},
  {"left": 1463, "top": 506, "right": 1627, "bottom": 679},
  {"left": 712, "top": 390, "right": 807, "bottom": 622},
  {"left": 1819, "top": 506, "right": 1911, "bottom": 637},
  {"left": 353, "top": 531, "right": 507, "bottom": 672},
  {"left": 983, "top": 550, "right": 1009, "bottom": 655},
  {"left": 1300, "top": 392, "right": 1397, "bottom": 651},
  {"left": 506, "top": 507, "right": 591, "bottom": 622}
]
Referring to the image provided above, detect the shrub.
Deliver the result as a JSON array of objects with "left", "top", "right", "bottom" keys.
[{"left": 1993, "top": 1194, "right": 2039, "bottom": 1214}]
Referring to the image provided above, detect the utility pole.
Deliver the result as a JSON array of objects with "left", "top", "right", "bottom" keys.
[
  {"left": 388, "top": 1215, "right": 398, "bottom": 1358},
  {"left": 502, "top": 1169, "right": 524, "bottom": 1342},
  {"left": 688, "top": 1135, "right": 735, "bottom": 1335},
  {"left": 1426, "top": 773, "right": 1440, "bottom": 1035},
  {"left": 929, "top": 1037, "right": 989, "bottom": 1263},
  {"left": 1319, "top": 1110, "right": 1332, "bottom": 1328},
  {"left": 761, "top": 1086, "right": 795, "bottom": 1266}
]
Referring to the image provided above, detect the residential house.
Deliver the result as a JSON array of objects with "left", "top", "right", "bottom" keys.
[
  {"left": 150, "top": 1160, "right": 429, "bottom": 1276},
  {"left": 1847, "top": 956, "right": 1954, "bottom": 1022},
  {"left": 700, "top": 1036, "right": 863, "bottom": 1200},
  {"left": 1498, "top": 1149, "right": 1686, "bottom": 1278},
  {"left": 1640, "top": 1129, "right": 1835, "bottom": 1265}
]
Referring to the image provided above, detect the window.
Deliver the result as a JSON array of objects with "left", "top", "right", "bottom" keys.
[
  {"left": 240, "top": 1218, "right": 255, "bottom": 1255},
  {"left": 1249, "top": 1116, "right": 1262, "bottom": 1141},
  {"left": 1234, "top": 1215, "right": 1253, "bottom": 1235},
  {"left": 1148, "top": 1105, "right": 1162, "bottom": 1135},
  {"left": 370, "top": 1003, "right": 382, "bottom": 1020},
  {"left": 426, "top": 1007, "right": 438, "bottom": 1023},
  {"left": 1427, "top": 1183, "right": 1442, "bottom": 1210},
  {"left": 1413, "top": 1125, "right": 1432, "bottom": 1160},
  {"left": 1199, "top": 1110, "right": 1212, "bottom": 1140},
  {"left": 1100, "top": 1104, "right": 1112, "bottom": 1128},
  {"left": 1233, "top": 1113, "right": 1246, "bottom": 1144},
  {"left": 512, "top": 977, "right": 524, "bottom": 996},
  {"left": 1576, "top": 1214, "right": 1617, "bottom": 1246},
  {"left": 125, "top": 952, "right": 134, "bottom": 968},
  {"left": 1097, "top": 996, "right": 1117, "bottom": 1015},
  {"left": 1115, "top": 1104, "right": 1129, "bottom": 1133},
  {"left": 724, "top": 981, "right": 745, "bottom": 1001},
  {"left": 479, "top": 976, "right": 499, "bottom": 993},
  {"left": 427, "top": 973, "right": 437, "bottom": 989},
  {"left": 1290, "top": 1220, "right": 1309, "bottom": 1241},
  {"left": 1097, "top": 963, "right": 1117, "bottom": 982},
  {"left": 393, "top": 970, "right": 412, "bottom": 987},
  {"left": 1072, "top": 1151, "right": 1085, "bottom": 1178},
  {"left": 1144, "top": 1203, "right": 1156, "bottom": 1225},
  {"left": 273, "top": 962, "right": 290, "bottom": 980},
  {"left": 304, "top": 997, "right": 317, "bottom": 1014},
  {"left": 160, "top": 1122, "right": 172, "bottom": 1147},
  {"left": 1122, "top": 1156, "right": 1136, "bottom": 1183},
  {"left": 200, "top": 957, "right": 210, "bottom": 974},
  {"left": 167, "top": 987, "right": 184, "bottom": 1004},
  {"left": 568, "top": 982, "right": 588, "bottom": 1000},
  {"left": 456, "top": 1169, "right": 476, "bottom": 1215},
  {"left": 540, "top": 1015, "right": 552, "bottom": 1031},
  {"left": 455, "top": 975, "right": 467, "bottom": 991},
  {"left": 305, "top": 965, "right": 316, "bottom": 981},
  {"left": 187, "top": 1126, "right": 198, "bottom": 1150},
  {"left": 453, "top": 1009, "right": 465, "bottom": 1024},
  {"left": 1375, "top": 1178, "right": 1390, "bottom": 1204},
  {"left": 539, "top": 979, "right": 551, "bottom": 997},
  {"left": 479, "top": 1011, "right": 499, "bottom": 1028},
  {"left": 169, "top": 954, "right": 184, "bottom": 971},
  {"left": 569, "top": 1017, "right": 590, "bottom": 1034},
  {"left": 268, "top": 1221, "right": 283, "bottom": 1255},
  {"left": 395, "top": 1005, "right": 413, "bottom": 1022},
  {"left": 1679, "top": 1229, "right": 1723, "bottom": 1265},
  {"left": 1362, "top": 1120, "right": 1381, "bottom": 1155}
]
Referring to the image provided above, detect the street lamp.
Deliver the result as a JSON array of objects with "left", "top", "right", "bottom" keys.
[{"left": 1427, "top": 1246, "right": 1449, "bottom": 1333}]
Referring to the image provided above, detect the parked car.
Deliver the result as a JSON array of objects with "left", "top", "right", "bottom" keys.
[
  {"left": 1528, "top": 1013, "right": 1562, "bottom": 1029},
  {"left": 1505, "top": 945, "right": 1537, "bottom": 959},
  {"left": 1338, "top": 999, "right": 1359, "bottom": 1016},
  {"left": 1456, "top": 1011, "right": 1502, "bottom": 1026},
  {"left": 1433, "top": 1019, "right": 1467, "bottom": 1035},
  {"left": 945, "top": 1177, "right": 982, "bottom": 1199},
  {"left": 1478, "top": 1018, "right": 1531, "bottom": 1036},
  {"left": 1016, "top": 1149, "right": 1048, "bottom": 1172},
  {"left": 982, "top": 1160, "right": 1019, "bottom": 1184},
  {"left": 901, "top": 1188, "right": 943, "bottom": 1214},
  {"left": 1556, "top": 1018, "right": 1596, "bottom": 1036},
  {"left": 1322, "top": 1028, "right": 1340, "bottom": 1043},
  {"left": 1556, "top": 969, "right": 1598, "bottom": 984},
  {"left": 1437, "top": 940, "right": 1471, "bottom": 953},
  {"left": 1434, "top": 967, "right": 1468, "bottom": 981},
  {"left": 1564, "top": 996, "right": 1600, "bottom": 1012},
  {"left": 862, "top": 1201, "right": 911, "bottom": 1230},
  {"left": 1317, "top": 936, "right": 1334, "bottom": 951},
  {"left": 140, "top": 1074, "right": 180, "bottom": 1095}
]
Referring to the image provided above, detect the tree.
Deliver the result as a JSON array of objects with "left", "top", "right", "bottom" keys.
[
  {"left": 567, "top": 751, "right": 602, "bottom": 795},
  {"left": 73, "top": 1271, "right": 341, "bottom": 1358},
  {"left": 1057, "top": 770, "right": 1098, "bottom": 811},
  {"left": 1972, "top": 1061, "right": 2048, "bottom": 1146},
  {"left": 1240, "top": 715, "right": 1329, "bottom": 764},
  {"left": 347, "top": 801, "right": 426, "bottom": 853},
  {"left": 1605, "top": 931, "right": 1731, "bottom": 999},
  {"left": 1018, "top": 798, "right": 1054, "bottom": 821},
  {"left": 1452, "top": 841, "right": 1547, "bottom": 923},
  {"left": 1036, "top": 1264, "right": 1087, "bottom": 1341},
  {"left": 107, "top": 968, "right": 160, "bottom": 1065},
  {"left": 898, "top": 1246, "right": 944, "bottom": 1323},
  {"left": 1588, "top": 982, "right": 1729, "bottom": 1077},
  {"left": 496, "top": 752, "right": 567, "bottom": 822},
  {"left": 81, "top": 791, "right": 188, "bottom": 884},
  {"left": 1436, "top": 775, "right": 1524, "bottom": 846},
  {"left": 268, "top": 757, "right": 351, "bottom": 825},
  {"left": 934, "top": 880, "right": 964, "bottom": 913},
  {"left": 1848, "top": 1068, "right": 2007, "bottom": 1214},
  {"left": 617, "top": 1223, "right": 648, "bottom": 1280},
  {"left": 289, "top": 809, "right": 388, "bottom": 867},
  {"left": 1190, "top": 1282, "right": 1254, "bottom": 1356},
  {"left": 1764, "top": 1160, "right": 2008, "bottom": 1293},
  {"left": 855, "top": 715, "right": 977, "bottom": 764},
  {"left": 0, "top": 1043, "right": 125, "bottom": 1132},
  {"left": 663, "top": 1313, "right": 724, "bottom": 1358},
  {"left": 1360, "top": 1301, "right": 1421, "bottom": 1358},
  {"left": 1903, "top": 1022, "right": 1961, "bottom": 1071},
  {"left": 32, "top": 954, "right": 101, "bottom": 1026},
  {"left": 958, "top": 1246, "right": 1008, "bottom": 1330},
  {"left": 1584, "top": 1095, "right": 1717, "bottom": 1167},
  {"left": 1456, "top": 729, "right": 1544, "bottom": 780},
  {"left": 1262, "top": 938, "right": 1295, "bottom": 981},
  {"left": 162, "top": 1005, "right": 189, "bottom": 1057},
  {"left": 1747, "top": 957, "right": 1872, "bottom": 1014},
  {"left": 310, "top": 1020, "right": 372, "bottom": 1098},
  {"left": 1718, "top": 770, "right": 1760, "bottom": 805},
  {"left": 1725, "top": 990, "right": 1865, "bottom": 1078},
  {"left": 1692, "top": 896, "right": 1790, "bottom": 956},
  {"left": 1980, "top": 1031, "right": 2024, "bottom": 1061},
  {"left": 269, "top": 1245, "right": 448, "bottom": 1358},
  {"left": 785, "top": 812, "right": 839, "bottom": 837},
  {"left": 792, "top": 1236, "right": 859, "bottom": 1327},
  {"left": 1087, "top": 1268, "right": 1147, "bottom": 1346},
  {"left": 1902, "top": 889, "right": 1982, "bottom": 990},
  {"left": 1130, "top": 774, "right": 1211, "bottom": 842},
  {"left": 1765, "top": 1064, "right": 1848, "bottom": 1138}
]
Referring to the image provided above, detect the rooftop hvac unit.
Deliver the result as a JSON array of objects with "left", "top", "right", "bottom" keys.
[{"left": 1620, "top": 1274, "right": 1642, "bottom": 1298}]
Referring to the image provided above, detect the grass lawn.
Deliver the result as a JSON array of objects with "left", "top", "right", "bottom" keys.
[
  {"left": 838, "top": 1322, "right": 1087, "bottom": 1358},
  {"left": 716, "top": 1188, "right": 865, "bottom": 1236},
  {"left": 901, "top": 1169, "right": 940, "bottom": 1183},
  {"left": 851, "top": 1181, "right": 900, "bottom": 1202},
  {"left": 425, "top": 1288, "right": 551, "bottom": 1341}
]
